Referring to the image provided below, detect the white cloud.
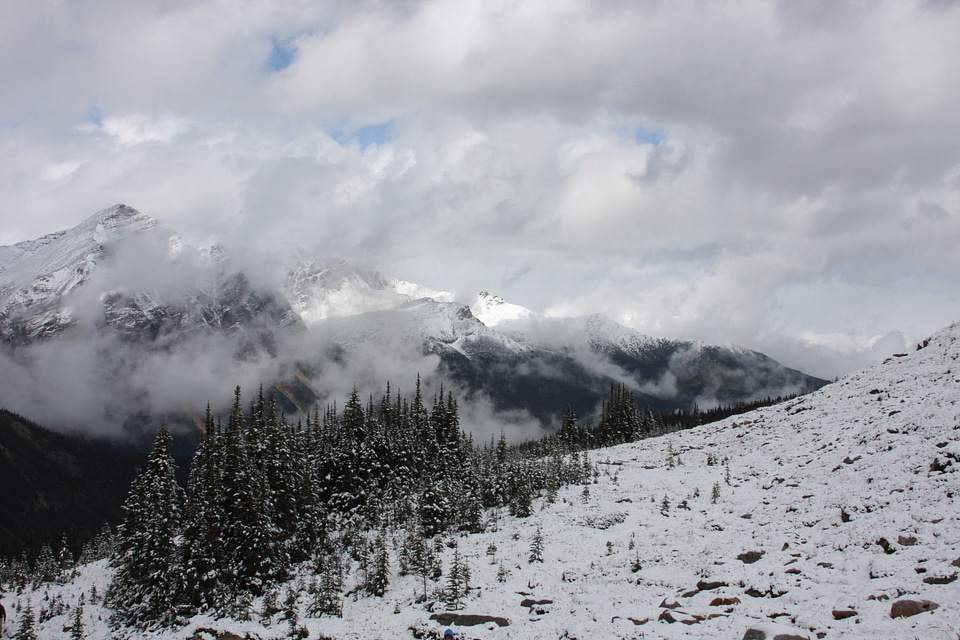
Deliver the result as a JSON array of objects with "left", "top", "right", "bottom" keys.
[{"left": 1, "top": 0, "right": 960, "bottom": 381}]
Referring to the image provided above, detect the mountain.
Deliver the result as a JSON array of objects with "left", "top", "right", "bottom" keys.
[
  {"left": 0, "top": 205, "right": 826, "bottom": 439},
  {"left": 3, "top": 321, "right": 958, "bottom": 638},
  {"left": 0, "top": 408, "right": 191, "bottom": 559}
]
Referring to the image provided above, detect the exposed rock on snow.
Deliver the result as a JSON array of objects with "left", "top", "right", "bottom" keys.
[{"left": 889, "top": 599, "right": 939, "bottom": 618}]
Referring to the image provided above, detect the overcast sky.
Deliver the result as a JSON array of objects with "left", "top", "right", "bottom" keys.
[{"left": 2, "top": 0, "right": 959, "bottom": 380}]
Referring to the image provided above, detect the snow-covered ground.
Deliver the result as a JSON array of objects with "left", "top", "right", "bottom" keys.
[{"left": 4, "top": 323, "right": 959, "bottom": 640}]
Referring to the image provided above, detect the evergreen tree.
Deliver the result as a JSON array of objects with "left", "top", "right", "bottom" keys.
[
  {"left": 15, "top": 602, "right": 37, "bottom": 640},
  {"left": 528, "top": 524, "right": 544, "bottom": 563},
  {"left": 401, "top": 524, "right": 437, "bottom": 602},
  {"left": 220, "top": 387, "right": 284, "bottom": 599},
  {"left": 70, "top": 596, "right": 84, "bottom": 640},
  {"left": 309, "top": 554, "right": 343, "bottom": 617},
  {"left": 367, "top": 531, "right": 390, "bottom": 597},
  {"left": 57, "top": 535, "right": 75, "bottom": 573},
  {"left": 107, "top": 423, "right": 182, "bottom": 629},
  {"left": 180, "top": 407, "right": 225, "bottom": 610},
  {"left": 444, "top": 546, "right": 469, "bottom": 610},
  {"left": 32, "top": 544, "right": 59, "bottom": 584}
]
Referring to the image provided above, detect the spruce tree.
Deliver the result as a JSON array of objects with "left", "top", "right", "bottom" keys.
[
  {"left": 15, "top": 602, "right": 37, "bottom": 640},
  {"left": 107, "top": 423, "right": 182, "bottom": 629},
  {"left": 70, "top": 596, "right": 84, "bottom": 640},
  {"left": 367, "top": 531, "right": 390, "bottom": 597},
  {"left": 528, "top": 524, "right": 544, "bottom": 563},
  {"left": 180, "top": 408, "right": 225, "bottom": 610},
  {"left": 220, "top": 386, "right": 284, "bottom": 599},
  {"left": 309, "top": 553, "right": 343, "bottom": 617}
]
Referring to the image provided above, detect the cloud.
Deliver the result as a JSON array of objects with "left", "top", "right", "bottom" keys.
[{"left": 1, "top": 0, "right": 959, "bottom": 388}]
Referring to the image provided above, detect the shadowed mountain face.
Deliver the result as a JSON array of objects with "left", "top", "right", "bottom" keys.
[{"left": 0, "top": 205, "right": 827, "bottom": 440}]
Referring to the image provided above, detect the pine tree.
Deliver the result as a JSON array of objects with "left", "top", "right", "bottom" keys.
[
  {"left": 444, "top": 547, "right": 469, "bottom": 610},
  {"left": 15, "top": 601, "right": 37, "bottom": 640},
  {"left": 309, "top": 554, "right": 343, "bottom": 617},
  {"left": 70, "top": 596, "right": 84, "bottom": 640},
  {"left": 220, "top": 387, "right": 284, "bottom": 599},
  {"left": 528, "top": 524, "right": 544, "bottom": 563},
  {"left": 401, "top": 523, "right": 437, "bottom": 602},
  {"left": 32, "top": 544, "right": 59, "bottom": 584},
  {"left": 367, "top": 531, "right": 390, "bottom": 597},
  {"left": 57, "top": 535, "right": 75, "bottom": 573},
  {"left": 180, "top": 407, "right": 225, "bottom": 610},
  {"left": 107, "top": 423, "right": 182, "bottom": 629}
]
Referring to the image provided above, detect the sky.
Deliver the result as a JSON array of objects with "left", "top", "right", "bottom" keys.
[{"left": 2, "top": 0, "right": 960, "bottom": 380}]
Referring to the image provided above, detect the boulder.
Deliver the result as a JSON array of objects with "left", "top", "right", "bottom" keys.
[
  {"left": 741, "top": 621, "right": 810, "bottom": 640},
  {"left": 519, "top": 598, "right": 553, "bottom": 608},
  {"left": 658, "top": 609, "right": 699, "bottom": 625},
  {"left": 889, "top": 599, "right": 939, "bottom": 618},
  {"left": 696, "top": 579, "right": 728, "bottom": 591},
  {"left": 429, "top": 613, "right": 510, "bottom": 627},
  {"left": 831, "top": 609, "right": 856, "bottom": 620},
  {"left": 738, "top": 550, "right": 765, "bottom": 564}
]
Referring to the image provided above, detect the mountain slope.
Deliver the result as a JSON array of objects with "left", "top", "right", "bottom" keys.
[
  {"left": 0, "top": 409, "right": 149, "bottom": 558},
  {"left": 4, "top": 323, "right": 958, "bottom": 639}
]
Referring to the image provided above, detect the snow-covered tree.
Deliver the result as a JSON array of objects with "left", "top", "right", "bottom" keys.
[
  {"left": 106, "top": 423, "right": 182, "bottom": 629},
  {"left": 180, "top": 409, "right": 226, "bottom": 610},
  {"left": 15, "top": 601, "right": 37, "bottom": 640}
]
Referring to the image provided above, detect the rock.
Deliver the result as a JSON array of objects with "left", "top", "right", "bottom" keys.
[
  {"left": 696, "top": 579, "right": 728, "bottom": 591},
  {"left": 876, "top": 537, "right": 895, "bottom": 554},
  {"left": 952, "top": 557, "right": 960, "bottom": 568},
  {"left": 741, "top": 621, "right": 811, "bottom": 640},
  {"left": 519, "top": 598, "right": 553, "bottom": 608},
  {"left": 659, "top": 597, "right": 682, "bottom": 609},
  {"left": 738, "top": 550, "right": 765, "bottom": 564},
  {"left": 710, "top": 596, "right": 741, "bottom": 606},
  {"left": 658, "top": 609, "right": 699, "bottom": 625},
  {"left": 898, "top": 535, "right": 917, "bottom": 546},
  {"left": 889, "top": 599, "right": 939, "bottom": 618},
  {"left": 429, "top": 613, "right": 510, "bottom": 627},
  {"left": 832, "top": 609, "right": 857, "bottom": 620},
  {"left": 922, "top": 573, "right": 957, "bottom": 585}
]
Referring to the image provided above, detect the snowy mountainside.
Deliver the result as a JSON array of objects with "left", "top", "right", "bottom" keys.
[
  {"left": 6, "top": 322, "right": 959, "bottom": 640},
  {"left": 471, "top": 290, "right": 536, "bottom": 326},
  {"left": 0, "top": 204, "right": 162, "bottom": 341},
  {"left": 284, "top": 256, "right": 455, "bottom": 325},
  {"left": 315, "top": 297, "right": 531, "bottom": 360}
]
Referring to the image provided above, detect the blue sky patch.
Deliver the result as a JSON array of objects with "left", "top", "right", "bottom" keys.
[
  {"left": 632, "top": 126, "right": 665, "bottom": 147},
  {"left": 330, "top": 121, "right": 395, "bottom": 150},
  {"left": 266, "top": 37, "right": 297, "bottom": 72},
  {"left": 84, "top": 104, "right": 103, "bottom": 128}
]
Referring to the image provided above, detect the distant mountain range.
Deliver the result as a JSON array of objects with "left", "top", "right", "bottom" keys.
[{"left": 0, "top": 205, "right": 827, "bottom": 440}]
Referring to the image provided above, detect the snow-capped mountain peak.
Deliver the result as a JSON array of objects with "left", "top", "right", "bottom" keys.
[
  {"left": 471, "top": 291, "right": 536, "bottom": 327},
  {"left": 284, "top": 257, "right": 455, "bottom": 325}
]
